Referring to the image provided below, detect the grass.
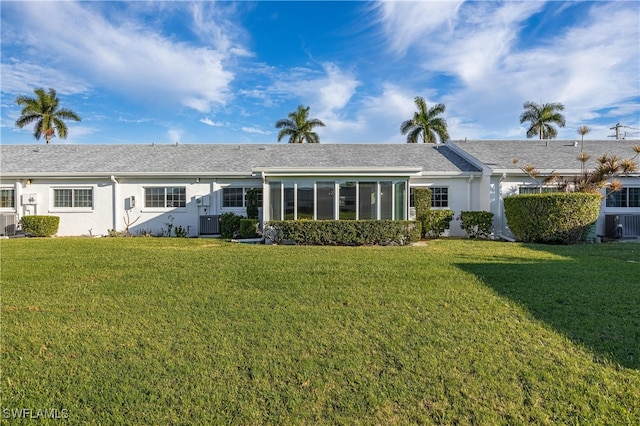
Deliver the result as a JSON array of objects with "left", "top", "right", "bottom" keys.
[{"left": 1, "top": 238, "right": 639, "bottom": 424}]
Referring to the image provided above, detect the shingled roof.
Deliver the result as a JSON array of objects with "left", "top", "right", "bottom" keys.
[
  {"left": 0, "top": 143, "right": 480, "bottom": 177},
  {"left": 448, "top": 139, "right": 640, "bottom": 174}
]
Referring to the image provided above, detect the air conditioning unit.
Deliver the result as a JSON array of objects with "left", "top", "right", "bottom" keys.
[{"left": 605, "top": 214, "right": 640, "bottom": 239}]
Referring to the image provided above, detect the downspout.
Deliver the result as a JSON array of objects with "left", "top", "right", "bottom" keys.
[
  {"left": 110, "top": 175, "right": 119, "bottom": 233},
  {"left": 466, "top": 175, "right": 475, "bottom": 210},
  {"left": 496, "top": 172, "right": 514, "bottom": 241}
]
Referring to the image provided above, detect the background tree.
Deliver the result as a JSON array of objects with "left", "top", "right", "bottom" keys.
[
  {"left": 275, "top": 105, "right": 325, "bottom": 143},
  {"left": 400, "top": 97, "right": 449, "bottom": 143},
  {"left": 15, "top": 88, "right": 81, "bottom": 144},
  {"left": 577, "top": 125, "right": 591, "bottom": 151},
  {"left": 519, "top": 101, "right": 565, "bottom": 140}
]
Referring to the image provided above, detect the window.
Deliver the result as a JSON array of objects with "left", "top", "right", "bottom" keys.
[
  {"left": 431, "top": 187, "right": 449, "bottom": 208},
  {"left": 144, "top": 187, "right": 185, "bottom": 208},
  {"left": 0, "top": 188, "right": 15, "bottom": 208},
  {"left": 53, "top": 188, "right": 93, "bottom": 208},
  {"left": 607, "top": 187, "right": 640, "bottom": 208},
  {"left": 222, "top": 188, "right": 244, "bottom": 208},
  {"left": 518, "top": 186, "right": 560, "bottom": 195},
  {"left": 409, "top": 186, "right": 449, "bottom": 209},
  {"left": 222, "top": 187, "right": 262, "bottom": 208}
]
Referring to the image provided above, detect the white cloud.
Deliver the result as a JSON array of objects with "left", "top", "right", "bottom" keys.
[
  {"left": 374, "top": 1, "right": 463, "bottom": 56},
  {"left": 200, "top": 118, "right": 225, "bottom": 127},
  {"left": 4, "top": 2, "right": 239, "bottom": 113},
  {"left": 270, "top": 63, "right": 360, "bottom": 117},
  {"left": 167, "top": 129, "right": 183, "bottom": 143},
  {"left": 242, "top": 126, "right": 271, "bottom": 135}
]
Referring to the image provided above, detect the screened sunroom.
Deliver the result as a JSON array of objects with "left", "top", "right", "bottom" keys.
[{"left": 265, "top": 178, "right": 409, "bottom": 222}]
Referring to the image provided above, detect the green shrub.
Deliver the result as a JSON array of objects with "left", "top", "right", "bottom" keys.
[
  {"left": 413, "top": 188, "right": 432, "bottom": 222},
  {"left": 20, "top": 215, "right": 60, "bottom": 237},
  {"left": 503, "top": 192, "right": 601, "bottom": 244},
  {"left": 220, "top": 212, "right": 244, "bottom": 239},
  {"left": 245, "top": 188, "right": 260, "bottom": 220},
  {"left": 239, "top": 219, "right": 260, "bottom": 239},
  {"left": 459, "top": 211, "right": 494, "bottom": 239},
  {"left": 422, "top": 210, "right": 454, "bottom": 239},
  {"left": 266, "top": 220, "right": 421, "bottom": 246}
]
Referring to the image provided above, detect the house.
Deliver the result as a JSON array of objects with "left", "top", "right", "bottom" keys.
[
  {"left": 1, "top": 140, "right": 637, "bottom": 239},
  {"left": 0, "top": 143, "right": 481, "bottom": 237},
  {"left": 447, "top": 139, "right": 640, "bottom": 239}
]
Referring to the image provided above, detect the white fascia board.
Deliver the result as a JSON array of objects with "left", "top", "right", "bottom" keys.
[
  {"left": 419, "top": 171, "right": 482, "bottom": 178},
  {"left": 255, "top": 167, "right": 424, "bottom": 177},
  {"left": 1, "top": 172, "right": 253, "bottom": 179}
]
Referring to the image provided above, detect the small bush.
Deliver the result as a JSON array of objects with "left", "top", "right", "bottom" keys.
[
  {"left": 504, "top": 192, "right": 601, "bottom": 244},
  {"left": 459, "top": 211, "right": 494, "bottom": 239},
  {"left": 266, "top": 220, "right": 421, "bottom": 246},
  {"left": 413, "top": 188, "right": 432, "bottom": 224},
  {"left": 220, "top": 212, "right": 244, "bottom": 239},
  {"left": 422, "top": 210, "right": 454, "bottom": 239},
  {"left": 245, "top": 188, "right": 260, "bottom": 220},
  {"left": 239, "top": 219, "right": 260, "bottom": 239},
  {"left": 21, "top": 215, "right": 60, "bottom": 237}
]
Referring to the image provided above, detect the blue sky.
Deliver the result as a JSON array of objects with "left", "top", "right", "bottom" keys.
[{"left": 1, "top": 1, "right": 639, "bottom": 145}]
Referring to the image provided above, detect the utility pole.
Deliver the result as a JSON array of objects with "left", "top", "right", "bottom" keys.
[{"left": 608, "top": 123, "right": 622, "bottom": 139}]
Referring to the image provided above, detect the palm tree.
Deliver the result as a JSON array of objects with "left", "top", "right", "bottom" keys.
[
  {"left": 519, "top": 101, "right": 565, "bottom": 140},
  {"left": 577, "top": 125, "right": 591, "bottom": 151},
  {"left": 15, "top": 88, "right": 81, "bottom": 144},
  {"left": 400, "top": 97, "right": 449, "bottom": 144},
  {"left": 275, "top": 105, "right": 325, "bottom": 143}
]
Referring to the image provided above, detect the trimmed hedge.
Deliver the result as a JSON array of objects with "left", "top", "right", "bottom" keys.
[
  {"left": 459, "top": 211, "right": 494, "bottom": 239},
  {"left": 423, "top": 210, "right": 454, "bottom": 239},
  {"left": 21, "top": 215, "right": 60, "bottom": 237},
  {"left": 220, "top": 212, "right": 243, "bottom": 239},
  {"left": 503, "top": 192, "right": 601, "bottom": 244},
  {"left": 239, "top": 219, "right": 260, "bottom": 239},
  {"left": 266, "top": 220, "right": 421, "bottom": 246}
]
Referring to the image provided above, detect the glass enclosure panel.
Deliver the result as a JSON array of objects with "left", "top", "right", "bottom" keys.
[
  {"left": 269, "top": 182, "right": 282, "bottom": 220},
  {"left": 380, "top": 182, "right": 393, "bottom": 220},
  {"left": 284, "top": 183, "right": 295, "bottom": 220},
  {"left": 339, "top": 182, "right": 357, "bottom": 220},
  {"left": 358, "top": 182, "right": 377, "bottom": 220},
  {"left": 297, "top": 185, "right": 314, "bottom": 220},
  {"left": 317, "top": 182, "right": 335, "bottom": 220},
  {"left": 394, "top": 181, "right": 406, "bottom": 220}
]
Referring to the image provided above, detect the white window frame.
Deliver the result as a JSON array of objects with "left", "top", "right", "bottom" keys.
[
  {"left": 221, "top": 187, "right": 263, "bottom": 209},
  {"left": 0, "top": 187, "right": 16, "bottom": 210},
  {"left": 143, "top": 186, "right": 187, "bottom": 210},
  {"left": 50, "top": 187, "right": 94, "bottom": 212}
]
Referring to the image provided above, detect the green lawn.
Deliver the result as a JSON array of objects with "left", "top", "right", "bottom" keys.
[{"left": 1, "top": 238, "right": 639, "bottom": 424}]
